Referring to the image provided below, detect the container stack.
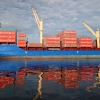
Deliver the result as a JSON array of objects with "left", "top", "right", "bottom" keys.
[
  {"left": 0, "top": 28, "right": 16, "bottom": 44},
  {"left": 17, "top": 33, "right": 26, "bottom": 47},
  {"left": 78, "top": 38, "right": 93, "bottom": 48},
  {"left": 43, "top": 36, "right": 60, "bottom": 48},
  {"left": 56, "top": 30, "right": 77, "bottom": 48}
]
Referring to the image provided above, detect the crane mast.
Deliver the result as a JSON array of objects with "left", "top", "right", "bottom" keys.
[
  {"left": 32, "top": 8, "right": 43, "bottom": 44},
  {"left": 82, "top": 21, "right": 100, "bottom": 48}
]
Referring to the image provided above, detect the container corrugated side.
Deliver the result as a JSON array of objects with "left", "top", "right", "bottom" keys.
[
  {"left": 43, "top": 44, "right": 60, "bottom": 47},
  {"left": 28, "top": 43, "right": 42, "bottom": 47},
  {"left": 18, "top": 33, "right": 26, "bottom": 37}
]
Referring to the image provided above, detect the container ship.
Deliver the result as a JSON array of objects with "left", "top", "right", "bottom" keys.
[
  {"left": 0, "top": 26, "right": 100, "bottom": 59},
  {"left": 0, "top": 8, "right": 100, "bottom": 59}
]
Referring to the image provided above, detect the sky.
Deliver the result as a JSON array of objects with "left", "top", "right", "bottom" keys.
[{"left": 0, "top": 0, "right": 100, "bottom": 43}]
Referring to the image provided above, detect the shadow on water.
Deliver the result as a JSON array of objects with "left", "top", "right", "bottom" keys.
[{"left": 0, "top": 59, "right": 100, "bottom": 100}]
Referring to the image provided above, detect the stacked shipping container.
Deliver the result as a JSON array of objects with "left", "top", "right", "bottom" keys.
[
  {"left": 0, "top": 30, "right": 16, "bottom": 44},
  {"left": 0, "top": 27, "right": 96, "bottom": 49},
  {"left": 27, "top": 43, "right": 42, "bottom": 47},
  {"left": 56, "top": 30, "right": 77, "bottom": 47},
  {"left": 43, "top": 36, "right": 60, "bottom": 48},
  {"left": 17, "top": 33, "right": 26, "bottom": 47},
  {"left": 78, "top": 38, "right": 93, "bottom": 48},
  {"left": 27, "top": 43, "right": 42, "bottom": 50}
]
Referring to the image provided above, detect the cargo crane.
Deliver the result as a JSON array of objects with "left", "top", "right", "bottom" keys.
[
  {"left": 82, "top": 21, "right": 99, "bottom": 48},
  {"left": 32, "top": 8, "right": 43, "bottom": 44}
]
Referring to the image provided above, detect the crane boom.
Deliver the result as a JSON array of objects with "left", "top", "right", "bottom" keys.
[
  {"left": 32, "top": 8, "right": 40, "bottom": 29},
  {"left": 82, "top": 21, "right": 100, "bottom": 48},
  {"left": 32, "top": 7, "right": 43, "bottom": 43},
  {"left": 82, "top": 21, "right": 96, "bottom": 36}
]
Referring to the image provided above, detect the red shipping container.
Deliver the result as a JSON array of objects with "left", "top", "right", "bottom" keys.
[
  {"left": 70, "top": 44, "right": 77, "bottom": 47},
  {"left": 55, "top": 30, "right": 77, "bottom": 38},
  {"left": 0, "top": 31, "right": 16, "bottom": 35},
  {"left": 62, "top": 40, "right": 77, "bottom": 44},
  {"left": 45, "top": 37, "right": 60, "bottom": 40},
  {"left": 61, "top": 37, "right": 77, "bottom": 41},
  {"left": 0, "top": 38, "right": 15, "bottom": 42},
  {"left": 18, "top": 44, "right": 26, "bottom": 47},
  {"left": 79, "top": 44, "right": 93, "bottom": 47},
  {"left": 62, "top": 44, "right": 71, "bottom": 47},
  {"left": 28, "top": 43, "right": 42, "bottom": 47},
  {"left": 79, "top": 41, "right": 92, "bottom": 44},
  {"left": 43, "top": 44, "right": 60, "bottom": 47},
  {"left": 60, "top": 34, "right": 76, "bottom": 38},
  {"left": 0, "top": 38, "right": 8, "bottom": 42},
  {"left": 8, "top": 35, "right": 16, "bottom": 39},
  {"left": 0, "top": 34, "right": 15, "bottom": 38},
  {"left": 78, "top": 38, "right": 92, "bottom": 41},
  {"left": 62, "top": 30, "right": 76, "bottom": 34},
  {"left": 18, "top": 40, "right": 26, "bottom": 44},
  {"left": 43, "top": 41, "right": 60, "bottom": 44},
  {"left": 18, "top": 33, "right": 26, "bottom": 37},
  {"left": 7, "top": 39, "right": 16, "bottom": 42},
  {"left": 70, "top": 34, "right": 77, "bottom": 37},
  {"left": 60, "top": 34, "right": 71, "bottom": 38}
]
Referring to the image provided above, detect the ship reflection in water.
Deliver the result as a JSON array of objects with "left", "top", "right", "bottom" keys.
[{"left": 0, "top": 60, "right": 100, "bottom": 100}]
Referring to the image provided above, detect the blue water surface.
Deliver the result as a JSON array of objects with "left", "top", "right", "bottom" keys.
[{"left": 0, "top": 59, "right": 100, "bottom": 100}]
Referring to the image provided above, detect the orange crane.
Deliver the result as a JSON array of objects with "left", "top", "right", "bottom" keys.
[
  {"left": 82, "top": 21, "right": 99, "bottom": 48},
  {"left": 32, "top": 8, "right": 43, "bottom": 44}
]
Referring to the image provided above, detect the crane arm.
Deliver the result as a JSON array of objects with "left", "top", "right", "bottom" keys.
[
  {"left": 32, "top": 7, "right": 43, "bottom": 43},
  {"left": 82, "top": 21, "right": 96, "bottom": 36},
  {"left": 32, "top": 8, "right": 40, "bottom": 29}
]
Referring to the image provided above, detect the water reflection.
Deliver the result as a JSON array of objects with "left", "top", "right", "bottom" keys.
[
  {"left": 0, "top": 59, "right": 100, "bottom": 100},
  {"left": 86, "top": 67, "right": 100, "bottom": 92},
  {"left": 33, "top": 72, "right": 43, "bottom": 100}
]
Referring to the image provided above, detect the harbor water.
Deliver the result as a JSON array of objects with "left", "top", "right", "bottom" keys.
[{"left": 0, "top": 59, "right": 100, "bottom": 100}]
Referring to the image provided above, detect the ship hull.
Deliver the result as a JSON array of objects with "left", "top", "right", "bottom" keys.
[{"left": 0, "top": 45, "right": 100, "bottom": 59}]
